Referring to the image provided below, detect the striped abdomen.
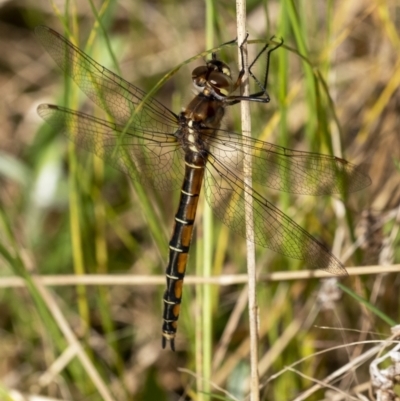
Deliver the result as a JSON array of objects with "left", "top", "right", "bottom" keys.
[{"left": 161, "top": 151, "right": 206, "bottom": 351}]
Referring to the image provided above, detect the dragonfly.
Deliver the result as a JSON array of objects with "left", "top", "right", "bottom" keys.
[{"left": 35, "top": 26, "right": 370, "bottom": 351}]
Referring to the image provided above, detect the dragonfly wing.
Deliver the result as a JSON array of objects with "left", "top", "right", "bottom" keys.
[
  {"left": 35, "top": 26, "right": 178, "bottom": 132},
  {"left": 204, "top": 154, "right": 347, "bottom": 275},
  {"left": 38, "top": 104, "right": 184, "bottom": 190},
  {"left": 205, "top": 130, "right": 371, "bottom": 195}
]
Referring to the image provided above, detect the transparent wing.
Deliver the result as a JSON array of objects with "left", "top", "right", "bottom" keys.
[
  {"left": 38, "top": 104, "right": 184, "bottom": 190},
  {"left": 35, "top": 25, "right": 178, "bottom": 132},
  {"left": 36, "top": 25, "right": 368, "bottom": 273},
  {"left": 204, "top": 154, "right": 347, "bottom": 275},
  {"left": 204, "top": 129, "right": 371, "bottom": 195}
]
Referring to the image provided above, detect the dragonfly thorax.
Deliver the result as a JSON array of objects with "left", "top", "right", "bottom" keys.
[
  {"left": 177, "top": 94, "right": 225, "bottom": 155},
  {"left": 180, "top": 92, "right": 225, "bottom": 134}
]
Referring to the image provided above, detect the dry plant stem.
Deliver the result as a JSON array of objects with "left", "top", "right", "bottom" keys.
[
  {"left": 213, "top": 284, "right": 250, "bottom": 370},
  {"left": 269, "top": 343, "right": 385, "bottom": 401},
  {"left": 212, "top": 286, "right": 289, "bottom": 386},
  {"left": 236, "top": 0, "right": 260, "bottom": 400},
  {"left": 178, "top": 368, "right": 242, "bottom": 401},
  {"left": 291, "top": 355, "right": 373, "bottom": 401},
  {"left": 32, "top": 276, "right": 116, "bottom": 401},
  {"left": 258, "top": 300, "right": 319, "bottom": 378},
  {"left": 1, "top": 265, "right": 399, "bottom": 288}
]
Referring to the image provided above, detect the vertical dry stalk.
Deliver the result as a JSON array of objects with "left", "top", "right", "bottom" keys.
[{"left": 235, "top": 1, "right": 260, "bottom": 400}]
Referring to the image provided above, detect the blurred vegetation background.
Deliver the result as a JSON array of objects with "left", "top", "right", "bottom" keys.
[{"left": 0, "top": 0, "right": 399, "bottom": 400}]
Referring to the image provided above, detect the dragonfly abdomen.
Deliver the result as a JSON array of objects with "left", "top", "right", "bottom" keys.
[{"left": 162, "top": 152, "right": 207, "bottom": 350}]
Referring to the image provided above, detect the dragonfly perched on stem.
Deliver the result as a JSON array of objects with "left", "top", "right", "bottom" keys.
[{"left": 35, "top": 26, "right": 370, "bottom": 351}]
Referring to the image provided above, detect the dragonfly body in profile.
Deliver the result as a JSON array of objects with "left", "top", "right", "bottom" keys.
[{"left": 35, "top": 26, "right": 370, "bottom": 350}]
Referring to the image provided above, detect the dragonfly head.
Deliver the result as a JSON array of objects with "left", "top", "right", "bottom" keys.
[{"left": 191, "top": 56, "right": 234, "bottom": 100}]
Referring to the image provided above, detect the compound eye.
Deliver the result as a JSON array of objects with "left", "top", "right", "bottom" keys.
[
  {"left": 192, "top": 66, "right": 208, "bottom": 80},
  {"left": 209, "top": 71, "right": 232, "bottom": 96},
  {"left": 192, "top": 66, "right": 208, "bottom": 87}
]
